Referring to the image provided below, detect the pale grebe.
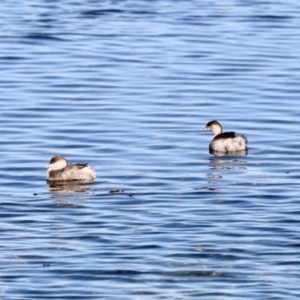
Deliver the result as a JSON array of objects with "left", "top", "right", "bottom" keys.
[
  {"left": 204, "top": 120, "right": 247, "bottom": 153},
  {"left": 46, "top": 155, "right": 96, "bottom": 181}
]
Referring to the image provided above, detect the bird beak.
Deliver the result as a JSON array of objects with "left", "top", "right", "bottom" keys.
[
  {"left": 203, "top": 127, "right": 208, "bottom": 130},
  {"left": 45, "top": 164, "right": 50, "bottom": 168}
]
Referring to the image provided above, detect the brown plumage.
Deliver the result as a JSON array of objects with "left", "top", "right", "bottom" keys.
[{"left": 46, "top": 155, "right": 96, "bottom": 181}]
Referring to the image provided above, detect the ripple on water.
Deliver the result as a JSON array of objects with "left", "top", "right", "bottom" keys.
[{"left": 1, "top": 0, "right": 300, "bottom": 299}]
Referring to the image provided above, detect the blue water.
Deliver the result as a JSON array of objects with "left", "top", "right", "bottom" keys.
[{"left": 1, "top": 0, "right": 300, "bottom": 299}]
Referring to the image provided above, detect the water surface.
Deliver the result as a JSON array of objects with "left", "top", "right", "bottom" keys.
[{"left": 1, "top": 0, "right": 300, "bottom": 299}]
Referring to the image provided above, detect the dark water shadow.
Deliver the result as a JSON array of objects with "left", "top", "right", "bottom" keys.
[
  {"left": 47, "top": 180, "right": 93, "bottom": 192},
  {"left": 209, "top": 149, "right": 248, "bottom": 156},
  {"left": 208, "top": 150, "right": 248, "bottom": 171}
]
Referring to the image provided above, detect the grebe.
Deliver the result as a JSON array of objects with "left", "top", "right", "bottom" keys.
[
  {"left": 46, "top": 155, "right": 96, "bottom": 181},
  {"left": 204, "top": 120, "right": 247, "bottom": 153}
]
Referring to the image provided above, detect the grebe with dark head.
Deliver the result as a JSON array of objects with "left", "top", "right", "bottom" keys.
[
  {"left": 46, "top": 155, "right": 96, "bottom": 181},
  {"left": 204, "top": 120, "right": 247, "bottom": 153}
]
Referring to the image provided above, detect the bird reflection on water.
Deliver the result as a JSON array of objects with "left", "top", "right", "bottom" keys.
[
  {"left": 209, "top": 149, "right": 248, "bottom": 156},
  {"left": 204, "top": 151, "right": 248, "bottom": 193},
  {"left": 208, "top": 150, "right": 248, "bottom": 171},
  {"left": 47, "top": 181, "right": 94, "bottom": 207},
  {"left": 47, "top": 180, "right": 92, "bottom": 193}
]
